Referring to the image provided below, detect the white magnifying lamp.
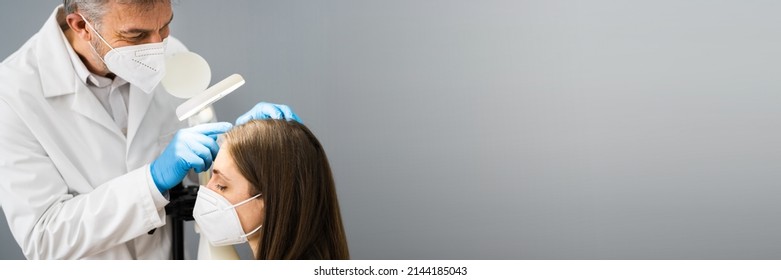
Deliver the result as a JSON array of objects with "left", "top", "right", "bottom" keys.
[
  {"left": 162, "top": 51, "right": 245, "bottom": 124},
  {"left": 161, "top": 51, "right": 242, "bottom": 260}
]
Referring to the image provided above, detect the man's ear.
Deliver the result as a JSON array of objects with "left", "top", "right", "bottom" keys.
[{"left": 65, "top": 13, "right": 91, "bottom": 42}]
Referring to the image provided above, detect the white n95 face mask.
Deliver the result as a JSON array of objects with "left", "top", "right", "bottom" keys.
[
  {"left": 193, "top": 185, "right": 263, "bottom": 246},
  {"left": 80, "top": 14, "right": 167, "bottom": 94}
]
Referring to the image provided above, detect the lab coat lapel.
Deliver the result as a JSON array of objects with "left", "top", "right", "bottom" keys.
[
  {"left": 126, "top": 85, "right": 154, "bottom": 146},
  {"left": 37, "top": 6, "right": 77, "bottom": 99},
  {"left": 37, "top": 6, "right": 124, "bottom": 140},
  {"left": 70, "top": 81, "right": 125, "bottom": 140}
]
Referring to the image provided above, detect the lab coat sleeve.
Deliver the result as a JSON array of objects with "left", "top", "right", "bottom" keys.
[
  {"left": 0, "top": 99, "right": 168, "bottom": 259},
  {"left": 146, "top": 166, "right": 170, "bottom": 209}
]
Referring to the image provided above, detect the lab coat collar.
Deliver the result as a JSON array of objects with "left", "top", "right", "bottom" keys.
[
  {"left": 36, "top": 6, "right": 138, "bottom": 98},
  {"left": 71, "top": 78, "right": 125, "bottom": 139},
  {"left": 37, "top": 5, "right": 157, "bottom": 143},
  {"left": 37, "top": 5, "right": 79, "bottom": 98},
  {"left": 68, "top": 72, "right": 156, "bottom": 142}
]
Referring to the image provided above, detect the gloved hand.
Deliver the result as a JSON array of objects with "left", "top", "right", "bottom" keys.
[
  {"left": 150, "top": 122, "right": 233, "bottom": 193},
  {"left": 235, "top": 102, "right": 302, "bottom": 125}
]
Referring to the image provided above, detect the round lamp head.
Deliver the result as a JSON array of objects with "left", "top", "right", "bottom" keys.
[{"left": 162, "top": 51, "right": 211, "bottom": 99}]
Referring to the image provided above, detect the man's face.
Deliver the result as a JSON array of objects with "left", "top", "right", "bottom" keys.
[{"left": 88, "top": 1, "right": 173, "bottom": 62}]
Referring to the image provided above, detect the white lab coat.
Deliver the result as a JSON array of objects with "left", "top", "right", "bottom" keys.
[{"left": 0, "top": 6, "right": 190, "bottom": 259}]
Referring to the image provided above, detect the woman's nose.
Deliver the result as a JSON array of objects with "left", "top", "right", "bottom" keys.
[{"left": 204, "top": 176, "right": 217, "bottom": 191}]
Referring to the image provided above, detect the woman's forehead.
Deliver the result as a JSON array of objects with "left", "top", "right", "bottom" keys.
[{"left": 214, "top": 145, "right": 237, "bottom": 176}]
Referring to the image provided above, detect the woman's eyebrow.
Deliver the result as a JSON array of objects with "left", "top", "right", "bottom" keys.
[{"left": 212, "top": 168, "right": 232, "bottom": 181}]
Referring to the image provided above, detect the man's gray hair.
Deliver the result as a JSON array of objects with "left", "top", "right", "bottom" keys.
[{"left": 63, "top": 0, "right": 170, "bottom": 26}]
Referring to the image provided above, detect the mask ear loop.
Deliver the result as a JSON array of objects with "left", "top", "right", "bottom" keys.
[
  {"left": 78, "top": 14, "right": 115, "bottom": 52},
  {"left": 230, "top": 193, "right": 262, "bottom": 209},
  {"left": 241, "top": 223, "right": 263, "bottom": 238},
  {"left": 78, "top": 14, "right": 114, "bottom": 70},
  {"left": 234, "top": 192, "right": 263, "bottom": 238}
]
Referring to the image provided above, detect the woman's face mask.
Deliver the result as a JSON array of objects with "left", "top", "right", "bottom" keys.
[
  {"left": 79, "top": 14, "right": 167, "bottom": 94},
  {"left": 193, "top": 186, "right": 262, "bottom": 246}
]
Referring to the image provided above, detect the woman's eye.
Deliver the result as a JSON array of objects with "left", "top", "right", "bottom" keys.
[{"left": 216, "top": 184, "right": 227, "bottom": 191}]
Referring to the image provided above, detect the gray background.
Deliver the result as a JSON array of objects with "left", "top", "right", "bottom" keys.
[{"left": 1, "top": 0, "right": 781, "bottom": 259}]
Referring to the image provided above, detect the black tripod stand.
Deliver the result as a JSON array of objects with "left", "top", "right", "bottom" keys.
[{"left": 164, "top": 184, "right": 199, "bottom": 260}]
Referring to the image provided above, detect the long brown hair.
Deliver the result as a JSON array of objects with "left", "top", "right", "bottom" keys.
[{"left": 225, "top": 119, "right": 349, "bottom": 259}]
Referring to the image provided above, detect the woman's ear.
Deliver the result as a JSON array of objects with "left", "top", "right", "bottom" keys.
[{"left": 255, "top": 197, "right": 266, "bottom": 224}]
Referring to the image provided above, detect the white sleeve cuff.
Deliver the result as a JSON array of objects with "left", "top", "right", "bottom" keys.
[{"left": 144, "top": 164, "right": 170, "bottom": 211}]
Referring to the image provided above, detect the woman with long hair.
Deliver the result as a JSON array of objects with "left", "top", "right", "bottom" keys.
[{"left": 193, "top": 119, "right": 349, "bottom": 259}]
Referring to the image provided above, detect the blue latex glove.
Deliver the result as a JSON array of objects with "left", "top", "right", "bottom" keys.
[
  {"left": 150, "top": 122, "right": 233, "bottom": 193},
  {"left": 235, "top": 102, "right": 302, "bottom": 125}
]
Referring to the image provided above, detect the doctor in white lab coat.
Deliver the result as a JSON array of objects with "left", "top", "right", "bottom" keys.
[{"left": 0, "top": 2, "right": 299, "bottom": 259}]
